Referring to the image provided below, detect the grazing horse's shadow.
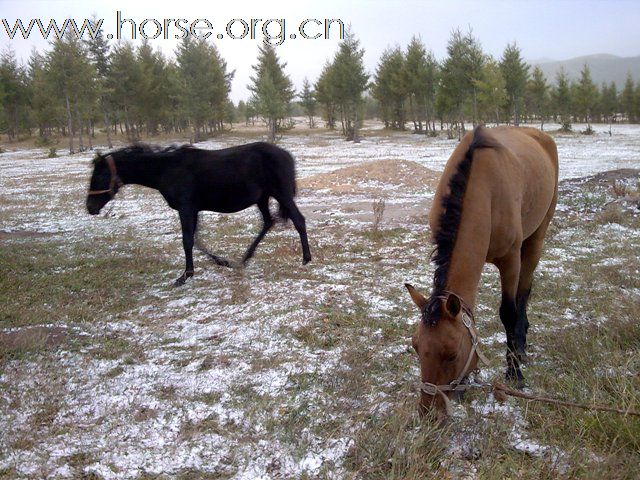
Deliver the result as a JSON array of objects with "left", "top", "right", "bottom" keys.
[{"left": 86, "top": 142, "right": 311, "bottom": 285}]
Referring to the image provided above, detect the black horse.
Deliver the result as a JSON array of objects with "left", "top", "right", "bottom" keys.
[{"left": 86, "top": 142, "right": 311, "bottom": 285}]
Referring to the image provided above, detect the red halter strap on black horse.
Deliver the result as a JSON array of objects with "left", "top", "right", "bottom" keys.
[{"left": 88, "top": 155, "right": 122, "bottom": 198}]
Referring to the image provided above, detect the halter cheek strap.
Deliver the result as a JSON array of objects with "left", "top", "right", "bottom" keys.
[
  {"left": 418, "top": 291, "right": 490, "bottom": 416},
  {"left": 88, "top": 155, "right": 123, "bottom": 197}
]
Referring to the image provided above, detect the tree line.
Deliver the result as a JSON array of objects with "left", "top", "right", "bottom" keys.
[
  {"left": 371, "top": 30, "right": 640, "bottom": 138},
  {"left": 1, "top": 27, "right": 640, "bottom": 151}
]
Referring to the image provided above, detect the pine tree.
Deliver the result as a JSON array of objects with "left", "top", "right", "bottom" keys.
[
  {"left": 438, "top": 28, "right": 485, "bottom": 137},
  {"left": 474, "top": 59, "right": 507, "bottom": 125},
  {"left": 47, "top": 33, "right": 97, "bottom": 152},
  {"left": 176, "top": 38, "right": 234, "bottom": 141},
  {"left": 402, "top": 36, "right": 438, "bottom": 133},
  {"left": 372, "top": 47, "right": 407, "bottom": 130},
  {"left": 527, "top": 66, "right": 549, "bottom": 130},
  {"left": 108, "top": 42, "right": 142, "bottom": 141},
  {"left": 600, "top": 81, "right": 617, "bottom": 134},
  {"left": 248, "top": 44, "right": 295, "bottom": 142},
  {"left": 574, "top": 64, "right": 598, "bottom": 131},
  {"left": 28, "top": 49, "right": 59, "bottom": 139},
  {"left": 329, "top": 30, "right": 369, "bottom": 141},
  {"left": 137, "top": 41, "right": 168, "bottom": 136},
  {"left": 500, "top": 42, "right": 529, "bottom": 125},
  {"left": 85, "top": 17, "right": 113, "bottom": 147},
  {"left": 0, "top": 48, "right": 29, "bottom": 141},
  {"left": 315, "top": 61, "right": 338, "bottom": 129},
  {"left": 621, "top": 73, "right": 636, "bottom": 123},
  {"left": 552, "top": 68, "right": 572, "bottom": 131},
  {"left": 299, "top": 78, "right": 318, "bottom": 128},
  {"left": 634, "top": 81, "right": 640, "bottom": 124}
]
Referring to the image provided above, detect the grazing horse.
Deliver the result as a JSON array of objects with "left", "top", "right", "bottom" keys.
[
  {"left": 405, "top": 126, "right": 558, "bottom": 415},
  {"left": 86, "top": 143, "right": 311, "bottom": 285}
]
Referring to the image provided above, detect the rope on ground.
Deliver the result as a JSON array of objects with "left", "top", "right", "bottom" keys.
[{"left": 491, "top": 382, "right": 640, "bottom": 417}]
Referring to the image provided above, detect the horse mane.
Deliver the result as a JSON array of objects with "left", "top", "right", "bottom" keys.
[
  {"left": 423, "top": 126, "right": 499, "bottom": 325},
  {"left": 95, "top": 143, "right": 198, "bottom": 164}
]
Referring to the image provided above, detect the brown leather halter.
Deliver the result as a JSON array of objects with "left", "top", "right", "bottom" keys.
[
  {"left": 419, "top": 290, "right": 490, "bottom": 415},
  {"left": 88, "top": 155, "right": 123, "bottom": 198}
]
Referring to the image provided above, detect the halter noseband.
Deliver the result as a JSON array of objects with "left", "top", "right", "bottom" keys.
[
  {"left": 88, "top": 155, "right": 123, "bottom": 198},
  {"left": 418, "top": 290, "right": 490, "bottom": 415}
]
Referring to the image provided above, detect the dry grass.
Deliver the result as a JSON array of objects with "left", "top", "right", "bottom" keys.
[{"left": 0, "top": 139, "right": 638, "bottom": 478}]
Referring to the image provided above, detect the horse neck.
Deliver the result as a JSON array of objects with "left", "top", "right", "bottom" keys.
[
  {"left": 441, "top": 189, "right": 491, "bottom": 309},
  {"left": 114, "top": 153, "right": 168, "bottom": 190}
]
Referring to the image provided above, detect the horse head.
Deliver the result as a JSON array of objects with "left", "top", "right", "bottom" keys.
[
  {"left": 86, "top": 153, "right": 122, "bottom": 215},
  {"left": 405, "top": 284, "right": 482, "bottom": 418}
]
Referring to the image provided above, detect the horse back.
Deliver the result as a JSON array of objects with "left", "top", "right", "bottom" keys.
[
  {"left": 475, "top": 127, "right": 558, "bottom": 245},
  {"left": 161, "top": 142, "right": 297, "bottom": 213},
  {"left": 430, "top": 126, "right": 558, "bottom": 258}
]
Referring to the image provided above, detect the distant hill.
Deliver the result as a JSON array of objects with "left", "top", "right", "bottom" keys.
[{"left": 533, "top": 54, "right": 640, "bottom": 87}]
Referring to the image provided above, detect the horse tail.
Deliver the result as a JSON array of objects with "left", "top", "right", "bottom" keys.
[
  {"left": 466, "top": 125, "right": 501, "bottom": 158},
  {"left": 273, "top": 146, "right": 298, "bottom": 222}
]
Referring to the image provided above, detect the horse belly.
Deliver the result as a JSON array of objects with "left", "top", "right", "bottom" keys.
[
  {"left": 199, "top": 184, "right": 262, "bottom": 213},
  {"left": 520, "top": 158, "right": 557, "bottom": 238}
]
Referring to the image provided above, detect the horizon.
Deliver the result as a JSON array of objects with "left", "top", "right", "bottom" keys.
[{"left": 1, "top": 0, "right": 639, "bottom": 102}]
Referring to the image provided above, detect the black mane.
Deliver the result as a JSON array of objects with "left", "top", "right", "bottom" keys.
[
  {"left": 112, "top": 143, "right": 196, "bottom": 158},
  {"left": 423, "top": 126, "right": 496, "bottom": 325},
  {"left": 94, "top": 143, "right": 198, "bottom": 165}
]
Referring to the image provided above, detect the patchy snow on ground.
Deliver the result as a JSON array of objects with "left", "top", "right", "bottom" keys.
[{"left": 0, "top": 123, "right": 638, "bottom": 478}]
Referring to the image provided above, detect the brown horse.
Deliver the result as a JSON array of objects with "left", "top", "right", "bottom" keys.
[{"left": 405, "top": 125, "right": 558, "bottom": 416}]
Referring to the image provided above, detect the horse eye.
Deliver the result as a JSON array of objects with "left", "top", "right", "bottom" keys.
[{"left": 443, "top": 353, "right": 457, "bottom": 362}]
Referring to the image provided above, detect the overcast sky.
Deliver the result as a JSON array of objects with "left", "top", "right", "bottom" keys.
[{"left": 1, "top": 0, "right": 639, "bottom": 102}]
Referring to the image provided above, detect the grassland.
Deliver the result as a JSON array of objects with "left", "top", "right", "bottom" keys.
[{"left": 0, "top": 125, "right": 639, "bottom": 479}]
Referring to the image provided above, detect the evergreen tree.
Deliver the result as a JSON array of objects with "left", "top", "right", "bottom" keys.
[
  {"left": 574, "top": 64, "right": 598, "bottom": 131},
  {"left": 108, "top": 42, "right": 143, "bottom": 141},
  {"left": 248, "top": 44, "right": 295, "bottom": 142},
  {"left": 137, "top": 41, "right": 168, "bottom": 136},
  {"left": 500, "top": 42, "right": 529, "bottom": 125},
  {"left": 47, "top": 33, "right": 97, "bottom": 152},
  {"left": 299, "top": 78, "right": 318, "bottom": 128},
  {"left": 438, "top": 28, "right": 485, "bottom": 137},
  {"left": 621, "top": 73, "right": 636, "bottom": 123},
  {"left": 28, "top": 49, "right": 59, "bottom": 139},
  {"left": 176, "top": 37, "right": 234, "bottom": 141},
  {"left": 0, "top": 48, "right": 29, "bottom": 141},
  {"left": 329, "top": 30, "right": 369, "bottom": 141},
  {"left": 314, "top": 61, "right": 338, "bottom": 129},
  {"left": 634, "top": 81, "right": 640, "bottom": 124},
  {"left": 552, "top": 68, "right": 572, "bottom": 131},
  {"left": 474, "top": 58, "right": 507, "bottom": 125},
  {"left": 372, "top": 47, "right": 407, "bottom": 130},
  {"left": 85, "top": 14, "right": 112, "bottom": 146},
  {"left": 527, "top": 66, "right": 549, "bottom": 129},
  {"left": 600, "top": 81, "right": 617, "bottom": 133},
  {"left": 402, "top": 36, "right": 438, "bottom": 133}
]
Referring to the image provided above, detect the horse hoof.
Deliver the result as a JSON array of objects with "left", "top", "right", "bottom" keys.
[
  {"left": 516, "top": 349, "right": 528, "bottom": 364},
  {"left": 173, "top": 271, "right": 193, "bottom": 286},
  {"left": 303, "top": 256, "right": 311, "bottom": 265},
  {"left": 505, "top": 370, "right": 525, "bottom": 389}
]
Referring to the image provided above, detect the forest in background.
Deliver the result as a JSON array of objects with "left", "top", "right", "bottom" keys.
[{"left": 1, "top": 27, "right": 640, "bottom": 151}]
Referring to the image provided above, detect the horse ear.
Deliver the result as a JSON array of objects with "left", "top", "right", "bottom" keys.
[
  {"left": 444, "top": 293, "right": 461, "bottom": 318},
  {"left": 405, "top": 283, "right": 427, "bottom": 311}
]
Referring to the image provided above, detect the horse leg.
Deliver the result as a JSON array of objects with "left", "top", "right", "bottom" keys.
[
  {"left": 193, "top": 217, "right": 232, "bottom": 268},
  {"left": 276, "top": 197, "right": 311, "bottom": 264},
  {"left": 175, "top": 209, "right": 197, "bottom": 286},
  {"left": 515, "top": 220, "right": 553, "bottom": 363},
  {"left": 496, "top": 248, "right": 524, "bottom": 387},
  {"left": 241, "top": 198, "right": 274, "bottom": 264}
]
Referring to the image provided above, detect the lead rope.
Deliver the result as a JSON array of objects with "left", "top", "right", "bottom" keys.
[
  {"left": 418, "top": 292, "right": 640, "bottom": 417},
  {"left": 491, "top": 382, "right": 640, "bottom": 417}
]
